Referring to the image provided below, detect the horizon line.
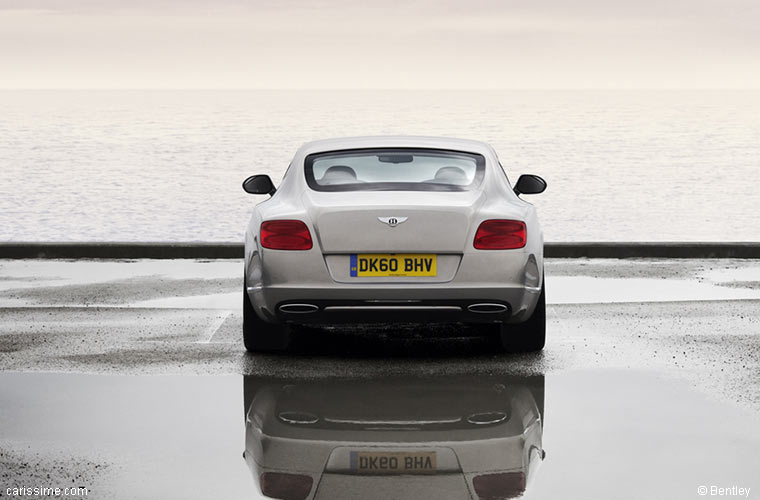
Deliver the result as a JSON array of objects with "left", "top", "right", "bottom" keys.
[{"left": 3, "top": 87, "right": 760, "bottom": 91}]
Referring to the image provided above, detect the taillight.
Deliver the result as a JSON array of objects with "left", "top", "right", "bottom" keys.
[
  {"left": 261, "top": 220, "right": 313, "bottom": 250},
  {"left": 260, "top": 472, "right": 313, "bottom": 500},
  {"left": 473, "top": 220, "right": 526, "bottom": 250},
  {"left": 473, "top": 472, "right": 526, "bottom": 499}
]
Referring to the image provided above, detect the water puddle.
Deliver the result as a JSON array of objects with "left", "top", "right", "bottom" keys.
[{"left": 0, "top": 369, "right": 757, "bottom": 499}]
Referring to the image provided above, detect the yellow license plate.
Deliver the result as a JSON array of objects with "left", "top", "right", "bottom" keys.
[
  {"left": 350, "top": 451, "right": 437, "bottom": 474},
  {"left": 350, "top": 254, "right": 437, "bottom": 277}
]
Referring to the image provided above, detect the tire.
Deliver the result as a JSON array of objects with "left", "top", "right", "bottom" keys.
[
  {"left": 243, "top": 278, "right": 291, "bottom": 353},
  {"left": 499, "top": 279, "right": 546, "bottom": 353}
]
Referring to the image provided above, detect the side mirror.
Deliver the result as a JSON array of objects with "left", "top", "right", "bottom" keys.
[
  {"left": 243, "top": 175, "right": 276, "bottom": 196},
  {"left": 514, "top": 174, "right": 546, "bottom": 196}
]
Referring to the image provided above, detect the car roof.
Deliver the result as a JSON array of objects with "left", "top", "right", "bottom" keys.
[{"left": 296, "top": 136, "right": 496, "bottom": 157}]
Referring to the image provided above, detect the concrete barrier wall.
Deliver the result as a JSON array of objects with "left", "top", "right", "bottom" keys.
[
  {"left": 0, "top": 242, "right": 242, "bottom": 260},
  {"left": 544, "top": 242, "right": 760, "bottom": 259},
  {"left": 1, "top": 242, "right": 759, "bottom": 259}
]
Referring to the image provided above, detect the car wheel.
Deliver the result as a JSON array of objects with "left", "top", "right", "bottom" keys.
[
  {"left": 243, "top": 278, "right": 291, "bottom": 353},
  {"left": 499, "top": 279, "right": 546, "bottom": 353}
]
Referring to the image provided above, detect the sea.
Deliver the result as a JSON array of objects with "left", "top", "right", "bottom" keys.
[{"left": 1, "top": 89, "right": 758, "bottom": 242}]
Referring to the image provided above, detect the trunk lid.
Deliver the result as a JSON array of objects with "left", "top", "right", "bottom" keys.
[{"left": 304, "top": 190, "right": 484, "bottom": 253}]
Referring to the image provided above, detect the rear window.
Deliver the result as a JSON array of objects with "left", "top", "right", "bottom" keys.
[{"left": 304, "top": 148, "right": 485, "bottom": 192}]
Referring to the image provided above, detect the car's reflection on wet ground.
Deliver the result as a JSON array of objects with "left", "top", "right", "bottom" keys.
[
  {"left": 242, "top": 373, "right": 545, "bottom": 500},
  {"left": 1, "top": 361, "right": 759, "bottom": 499}
]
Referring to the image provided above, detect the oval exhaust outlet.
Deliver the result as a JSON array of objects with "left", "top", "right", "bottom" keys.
[
  {"left": 279, "top": 303, "right": 319, "bottom": 314},
  {"left": 278, "top": 411, "right": 319, "bottom": 425},
  {"left": 467, "top": 411, "right": 508, "bottom": 425},
  {"left": 468, "top": 303, "right": 508, "bottom": 313}
]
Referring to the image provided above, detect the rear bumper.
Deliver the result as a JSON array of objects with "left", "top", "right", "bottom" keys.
[
  {"left": 246, "top": 285, "right": 541, "bottom": 324},
  {"left": 245, "top": 240, "right": 544, "bottom": 325}
]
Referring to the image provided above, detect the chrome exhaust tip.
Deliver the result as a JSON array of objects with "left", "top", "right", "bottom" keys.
[
  {"left": 467, "top": 303, "right": 509, "bottom": 313},
  {"left": 278, "top": 303, "right": 319, "bottom": 314}
]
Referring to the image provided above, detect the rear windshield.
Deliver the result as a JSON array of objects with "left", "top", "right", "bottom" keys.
[{"left": 304, "top": 148, "right": 485, "bottom": 192}]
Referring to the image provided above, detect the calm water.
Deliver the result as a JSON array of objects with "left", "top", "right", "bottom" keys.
[{"left": 1, "top": 90, "right": 758, "bottom": 242}]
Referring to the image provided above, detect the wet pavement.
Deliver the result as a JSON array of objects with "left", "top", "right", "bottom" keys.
[{"left": 1, "top": 258, "right": 759, "bottom": 499}]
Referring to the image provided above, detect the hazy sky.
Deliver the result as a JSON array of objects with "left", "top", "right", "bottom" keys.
[{"left": 1, "top": 0, "right": 759, "bottom": 88}]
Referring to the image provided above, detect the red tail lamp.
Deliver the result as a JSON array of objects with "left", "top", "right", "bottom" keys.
[
  {"left": 473, "top": 220, "right": 526, "bottom": 249},
  {"left": 261, "top": 220, "right": 313, "bottom": 250}
]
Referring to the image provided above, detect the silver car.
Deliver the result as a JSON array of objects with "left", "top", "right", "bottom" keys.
[{"left": 242, "top": 136, "right": 546, "bottom": 353}]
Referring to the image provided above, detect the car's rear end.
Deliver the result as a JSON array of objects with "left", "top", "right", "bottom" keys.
[{"left": 244, "top": 137, "right": 545, "bottom": 351}]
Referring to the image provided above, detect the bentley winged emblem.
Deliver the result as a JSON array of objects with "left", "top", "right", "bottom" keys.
[{"left": 378, "top": 216, "right": 408, "bottom": 227}]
